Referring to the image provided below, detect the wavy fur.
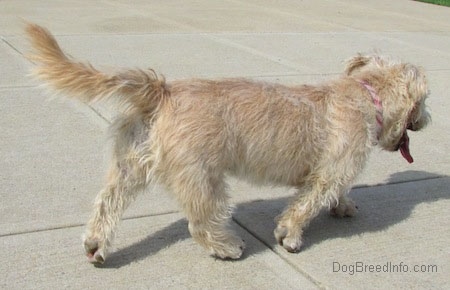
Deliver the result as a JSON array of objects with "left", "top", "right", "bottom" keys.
[{"left": 26, "top": 23, "right": 430, "bottom": 264}]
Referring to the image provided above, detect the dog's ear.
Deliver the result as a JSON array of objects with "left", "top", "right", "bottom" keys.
[
  {"left": 403, "top": 63, "right": 420, "bottom": 80},
  {"left": 402, "top": 63, "right": 428, "bottom": 102},
  {"left": 400, "top": 63, "right": 431, "bottom": 131},
  {"left": 344, "top": 54, "right": 371, "bottom": 75}
]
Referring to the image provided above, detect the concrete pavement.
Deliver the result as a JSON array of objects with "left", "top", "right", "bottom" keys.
[{"left": 1, "top": 0, "right": 449, "bottom": 289}]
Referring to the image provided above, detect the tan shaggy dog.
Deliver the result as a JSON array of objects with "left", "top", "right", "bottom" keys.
[{"left": 26, "top": 24, "right": 430, "bottom": 264}]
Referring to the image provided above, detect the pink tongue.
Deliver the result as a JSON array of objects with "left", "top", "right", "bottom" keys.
[{"left": 399, "top": 131, "right": 414, "bottom": 163}]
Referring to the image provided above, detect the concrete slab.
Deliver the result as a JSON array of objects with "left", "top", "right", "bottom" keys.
[
  {"left": 0, "top": 0, "right": 184, "bottom": 35},
  {"left": 0, "top": 88, "right": 178, "bottom": 236},
  {"left": 0, "top": 87, "right": 103, "bottom": 235},
  {"left": 0, "top": 39, "right": 33, "bottom": 88},
  {"left": 136, "top": 0, "right": 350, "bottom": 33},
  {"left": 0, "top": 212, "right": 317, "bottom": 289},
  {"left": 238, "top": 0, "right": 450, "bottom": 32},
  {"left": 234, "top": 177, "right": 450, "bottom": 289},
  {"left": 2, "top": 0, "right": 450, "bottom": 35},
  {"left": 71, "top": 0, "right": 450, "bottom": 33},
  {"left": 216, "top": 32, "right": 450, "bottom": 74},
  {"left": 7, "top": 33, "right": 298, "bottom": 79},
  {"left": 1, "top": 0, "right": 449, "bottom": 289}
]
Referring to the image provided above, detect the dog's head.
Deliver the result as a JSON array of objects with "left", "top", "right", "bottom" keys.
[{"left": 346, "top": 54, "right": 431, "bottom": 161}]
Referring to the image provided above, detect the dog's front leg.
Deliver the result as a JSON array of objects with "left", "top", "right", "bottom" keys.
[
  {"left": 274, "top": 180, "right": 345, "bottom": 253},
  {"left": 330, "top": 193, "right": 358, "bottom": 217}
]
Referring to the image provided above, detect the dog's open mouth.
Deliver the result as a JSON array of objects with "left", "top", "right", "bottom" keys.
[{"left": 398, "top": 131, "right": 414, "bottom": 163}]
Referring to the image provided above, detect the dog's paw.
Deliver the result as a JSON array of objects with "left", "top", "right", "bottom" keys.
[
  {"left": 210, "top": 236, "right": 245, "bottom": 260},
  {"left": 274, "top": 225, "right": 302, "bottom": 253},
  {"left": 83, "top": 238, "right": 106, "bottom": 264},
  {"left": 330, "top": 198, "right": 358, "bottom": 218},
  {"left": 189, "top": 223, "right": 245, "bottom": 260}
]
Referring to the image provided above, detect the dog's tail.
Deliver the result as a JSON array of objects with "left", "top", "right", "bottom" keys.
[{"left": 25, "top": 23, "right": 168, "bottom": 113}]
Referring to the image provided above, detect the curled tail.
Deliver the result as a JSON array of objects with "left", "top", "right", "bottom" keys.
[{"left": 25, "top": 23, "right": 168, "bottom": 113}]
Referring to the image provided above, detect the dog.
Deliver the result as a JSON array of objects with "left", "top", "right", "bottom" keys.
[{"left": 25, "top": 23, "right": 430, "bottom": 264}]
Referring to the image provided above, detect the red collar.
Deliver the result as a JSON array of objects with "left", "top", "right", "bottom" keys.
[{"left": 358, "top": 80, "right": 383, "bottom": 140}]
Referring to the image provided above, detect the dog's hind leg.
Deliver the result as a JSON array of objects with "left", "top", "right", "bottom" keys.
[
  {"left": 83, "top": 117, "right": 149, "bottom": 264},
  {"left": 169, "top": 171, "right": 245, "bottom": 259},
  {"left": 83, "top": 161, "right": 146, "bottom": 264}
]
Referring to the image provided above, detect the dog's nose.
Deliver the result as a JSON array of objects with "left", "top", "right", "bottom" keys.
[{"left": 407, "top": 122, "right": 419, "bottom": 131}]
